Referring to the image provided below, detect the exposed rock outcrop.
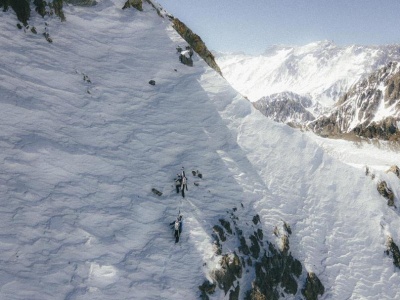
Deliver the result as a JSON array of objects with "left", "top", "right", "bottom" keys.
[
  {"left": 199, "top": 281, "right": 216, "bottom": 300},
  {"left": 301, "top": 272, "right": 325, "bottom": 300},
  {"left": 310, "top": 62, "right": 400, "bottom": 140},
  {"left": 122, "top": 0, "right": 142, "bottom": 11},
  {"left": 50, "top": 0, "right": 65, "bottom": 21},
  {"left": 201, "top": 209, "right": 324, "bottom": 299},
  {"left": 64, "top": 0, "right": 97, "bottom": 6},
  {"left": 377, "top": 181, "right": 395, "bottom": 207},
  {"left": 273, "top": 221, "right": 292, "bottom": 255},
  {"left": 219, "top": 218, "right": 233, "bottom": 234},
  {"left": 387, "top": 165, "right": 400, "bottom": 179},
  {"left": 385, "top": 237, "right": 400, "bottom": 269},
  {"left": 172, "top": 18, "right": 222, "bottom": 76},
  {"left": 1, "top": 0, "right": 30, "bottom": 26},
  {"left": 352, "top": 117, "right": 400, "bottom": 140},
  {"left": 33, "top": 0, "right": 46, "bottom": 17},
  {"left": 213, "top": 225, "right": 227, "bottom": 242},
  {"left": 248, "top": 245, "right": 303, "bottom": 299},
  {"left": 2, "top": 0, "right": 222, "bottom": 79},
  {"left": 1, "top": 0, "right": 66, "bottom": 26},
  {"left": 253, "top": 92, "right": 316, "bottom": 127},
  {"left": 178, "top": 49, "right": 193, "bottom": 67},
  {"left": 214, "top": 253, "right": 242, "bottom": 294}
]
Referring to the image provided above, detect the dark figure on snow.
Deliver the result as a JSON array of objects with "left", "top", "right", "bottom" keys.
[
  {"left": 181, "top": 175, "right": 188, "bottom": 198},
  {"left": 185, "top": 46, "right": 194, "bottom": 58},
  {"left": 170, "top": 215, "right": 183, "bottom": 243},
  {"left": 181, "top": 166, "right": 186, "bottom": 178},
  {"left": 175, "top": 174, "right": 182, "bottom": 193}
]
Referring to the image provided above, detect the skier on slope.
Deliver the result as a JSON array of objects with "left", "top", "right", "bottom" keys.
[
  {"left": 175, "top": 174, "right": 182, "bottom": 194},
  {"left": 187, "top": 46, "right": 194, "bottom": 58},
  {"left": 178, "top": 215, "right": 183, "bottom": 234},
  {"left": 170, "top": 215, "right": 183, "bottom": 243},
  {"left": 174, "top": 219, "right": 180, "bottom": 243},
  {"left": 181, "top": 166, "right": 186, "bottom": 178},
  {"left": 181, "top": 174, "right": 188, "bottom": 198}
]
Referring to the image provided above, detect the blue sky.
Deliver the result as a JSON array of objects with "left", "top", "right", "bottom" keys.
[{"left": 156, "top": 0, "right": 400, "bottom": 54}]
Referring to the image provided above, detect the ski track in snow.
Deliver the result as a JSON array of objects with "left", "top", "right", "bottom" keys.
[{"left": 0, "top": 1, "right": 400, "bottom": 299}]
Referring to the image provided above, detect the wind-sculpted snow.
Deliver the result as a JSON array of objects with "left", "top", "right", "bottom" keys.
[{"left": 1, "top": 1, "right": 400, "bottom": 299}]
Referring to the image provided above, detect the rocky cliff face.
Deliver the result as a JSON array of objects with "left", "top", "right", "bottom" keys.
[
  {"left": 253, "top": 92, "right": 317, "bottom": 127},
  {"left": 142, "top": 1, "right": 223, "bottom": 75},
  {"left": 200, "top": 208, "right": 324, "bottom": 300},
  {"left": 310, "top": 62, "right": 400, "bottom": 140},
  {"left": 172, "top": 18, "right": 222, "bottom": 76},
  {"left": 122, "top": 0, "right": 142, "bottom": 11}
]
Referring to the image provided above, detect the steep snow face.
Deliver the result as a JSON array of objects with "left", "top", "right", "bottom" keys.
[
  {"left": 216, "top": 41, "right": 400, "bottom": 107},
  {"left": 1, "top": 1, "right": 400, "bottom": 300}
]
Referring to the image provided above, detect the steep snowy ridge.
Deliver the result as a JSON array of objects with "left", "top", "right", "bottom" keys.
[{"left": 1, "top": 1, "right": 400, "bottom": 299}]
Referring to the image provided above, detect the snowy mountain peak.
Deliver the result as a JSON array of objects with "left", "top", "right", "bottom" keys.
[
  {"left": 294, "top": 40, "right": 336, "bottom": 54},
  {"left": 262, "top": 40, "right": 335, "bottom": 57},
  {"left": 217, "top": 40, "right": 400, "bottom": 140},
  {"left": 311, "top": 61, "right": 400, "bottom": 140},
  {"left": 217, "top": 42, "right": 400, "bottom": 107}
]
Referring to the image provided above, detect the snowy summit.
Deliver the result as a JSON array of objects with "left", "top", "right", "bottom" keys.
[{"left": 216, "top": 42, "right": 400, "bottom": 107}]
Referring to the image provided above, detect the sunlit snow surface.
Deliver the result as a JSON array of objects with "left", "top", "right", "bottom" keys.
[
  {"left": 0, "top": 1, "right": 400, "bottom": 299},
  {"left": 216, "top": 42, "right": 400, "bottom": 107}
]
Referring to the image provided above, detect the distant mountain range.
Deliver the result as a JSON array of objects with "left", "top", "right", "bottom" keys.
[
  {"left": 310, "top": 61, "right": 400, "bottom": 140},
  {"left": 216, "top": 41, "right": 400, "bottom": 106},
  {"left": 216, "top": 41, "right": 400, "bottom": 140}
]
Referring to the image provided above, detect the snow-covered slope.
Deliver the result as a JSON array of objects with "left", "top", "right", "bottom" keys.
[
  {"left": 1, "top": 1, "right": 400, "bottom": 299},
  {"left": 216, "top": 41, "right": 400, "bottom": 107}
]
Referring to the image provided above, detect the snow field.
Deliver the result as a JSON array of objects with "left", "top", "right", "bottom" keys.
[{"left": 0, "top": 1, "right": 400, "bottom": 299}]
